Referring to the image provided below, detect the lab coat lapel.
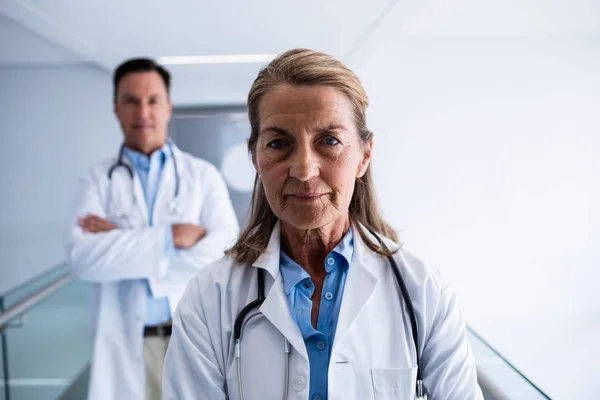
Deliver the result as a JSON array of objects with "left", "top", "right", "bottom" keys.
[
  {"left": 332, "top": 230, "right": 378, "bottom": 350},
  {"left": 153, "top": 144, "right": 183, "bottom": 223},
  {"left": 260, "top": 274, "right": 308, "bottom": 361},
  {"left": 121, "top": 156, "right": 149, "bottom": 225},
  {"left": 132, "top": 177, "right": 148, "bottom": 225},
  {"left": 253, "top": 222, "right": 308, "bottom": 360}
]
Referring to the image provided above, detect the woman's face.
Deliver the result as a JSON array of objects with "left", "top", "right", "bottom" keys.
[{"left": 254, "top": 84, "right": 372, "bottom": 231}]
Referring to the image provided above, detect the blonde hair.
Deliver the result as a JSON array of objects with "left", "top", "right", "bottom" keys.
[{"left": 226, "top": 49, "right": 399, "bottom": 264}]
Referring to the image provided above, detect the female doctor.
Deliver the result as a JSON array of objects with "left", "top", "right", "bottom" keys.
[{"left": 163, "top": 49, "right": 484, "bottom": 400}]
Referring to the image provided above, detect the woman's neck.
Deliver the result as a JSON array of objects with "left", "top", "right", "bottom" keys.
[{"left": 280, "top": 215, "right": 350, "bottom": 277}]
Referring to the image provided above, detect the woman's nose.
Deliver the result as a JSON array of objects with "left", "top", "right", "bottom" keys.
[{"left": 288, "top": 146, "right": 319, "bottom": 181}]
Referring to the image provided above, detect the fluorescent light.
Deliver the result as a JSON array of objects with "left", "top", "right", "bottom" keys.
[{"left": 157, "top": 54, "right": 277, "bottom": 65}]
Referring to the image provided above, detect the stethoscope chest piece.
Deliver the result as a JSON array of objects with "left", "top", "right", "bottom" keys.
[{"left": 168, "top": 199, "right": 182, "bottom": 215}]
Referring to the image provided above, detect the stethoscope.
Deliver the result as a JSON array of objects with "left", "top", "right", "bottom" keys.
[
  {"left": 233, "top": 231, "right": 428, "bottom": 400},
  {"left": 107, "top": 142, "right": 182, "bottom": 217}
]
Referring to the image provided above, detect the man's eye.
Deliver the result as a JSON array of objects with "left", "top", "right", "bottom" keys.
[{"left": 268, "top": 139, "right": 287, "bottom": 149}]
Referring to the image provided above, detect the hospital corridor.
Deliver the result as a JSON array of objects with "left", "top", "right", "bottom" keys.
[{"left": 1, "top": 1, "right": 599, "bottom": 399}]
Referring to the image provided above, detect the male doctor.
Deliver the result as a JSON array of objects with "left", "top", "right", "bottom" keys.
[{"left": 65, "top": 58, "right": 239, "bottom": 400}]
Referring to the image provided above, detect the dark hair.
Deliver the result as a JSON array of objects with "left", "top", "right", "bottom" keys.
[{"left": 113, "top": 58, "right": 171, "bottom": 101}]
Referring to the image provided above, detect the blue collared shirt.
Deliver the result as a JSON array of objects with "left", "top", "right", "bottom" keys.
[
  {"left": 279, "top": 228, "right": 354, "bottom": 400},
  {"left": 123, "top": 143, "right": 174, "bottom": 327}
]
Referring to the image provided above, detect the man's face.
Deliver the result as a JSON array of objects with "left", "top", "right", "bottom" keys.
[{"left": 114, "top": 71, "right": 172, "bottom": 155}]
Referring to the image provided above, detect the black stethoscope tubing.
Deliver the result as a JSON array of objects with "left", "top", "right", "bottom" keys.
[
  {"left": 233, "top": 230, "right": 426, "bottom": 398},
  {"left": 107, "top": 142, "right": 180, "bottom": 198}
]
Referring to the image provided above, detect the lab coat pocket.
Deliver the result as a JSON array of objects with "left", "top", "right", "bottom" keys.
[{"left": 371, "top": 367, "right": 417, "bottom": 400}]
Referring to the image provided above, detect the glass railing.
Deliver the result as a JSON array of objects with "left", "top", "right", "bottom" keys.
[
  {"left": 1, "top": 263, "right": 553, "bottom": 400},
  {"left": 0, "top": 265, "right": 91, "bottom": 400},
  {"left": 468, "top": 327, "right": 552, "bottom": 400}
]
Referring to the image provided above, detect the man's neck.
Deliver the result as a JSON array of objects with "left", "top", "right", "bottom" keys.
[{"left": 124, "top": 140, "right": 168, "bottom": 156}]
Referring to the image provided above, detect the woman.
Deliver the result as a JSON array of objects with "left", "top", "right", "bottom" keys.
[{"left": 163, "top": 49, "right": 483, "bottom": 400}]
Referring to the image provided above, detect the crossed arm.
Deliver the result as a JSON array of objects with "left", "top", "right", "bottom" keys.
[
  {"left": 78, "top": 214, "right": 206, "bottom": 249},
  {"left": 66, "top": 168, "right": 239, "bottom": 283}
]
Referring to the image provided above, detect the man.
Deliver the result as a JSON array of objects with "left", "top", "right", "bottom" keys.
[{"left": 65, "top": 58, "right": 239, "bottom": 400}]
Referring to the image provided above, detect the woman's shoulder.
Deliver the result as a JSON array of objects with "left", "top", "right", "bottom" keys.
[
  {"left": 362, "top": 231, "right": 446, "bottom": 293},
  {"left": 186, "top": 255, "right": 245, "bottom": 294},
  {"left": 395, "top": 248, "right": 444, "bottom": 288},
  {"left": 177, "top": 255, "right": 255, "bottom": 315}
]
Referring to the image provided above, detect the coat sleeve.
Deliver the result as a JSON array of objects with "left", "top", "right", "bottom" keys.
[
  {"left": 163, "top": 274, "right": 227, "bottom": 400},
  {"left": 65, "top": 170, "right": 169, "bottom": 282},
  {"left": 168, "top": 164, "right": 239, "bottom": 273},
  {"left": 421, "top": 280, "right": 484, "bottom": 399}
]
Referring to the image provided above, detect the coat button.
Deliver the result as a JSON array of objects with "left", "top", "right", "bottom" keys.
[{"left": 292, "top": 376, "right": 306, "bottom": 391}]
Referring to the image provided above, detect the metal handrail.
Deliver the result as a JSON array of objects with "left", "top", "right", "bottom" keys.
[
  {"left": 0, "top": 272, "right": 74, "bottom": 331},
  {"left": 0, "top": 262, "right": 68, "bottom": 298}
]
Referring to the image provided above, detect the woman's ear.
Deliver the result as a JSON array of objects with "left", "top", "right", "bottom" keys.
[
  {"left": 252, "top": 152, "right": 259, "bottom": 176},
  {"left": 357, "top": 137, "right": 373, "bottom": 178}
]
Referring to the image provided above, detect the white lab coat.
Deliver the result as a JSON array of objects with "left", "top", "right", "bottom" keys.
[
  {"left": 163, "top": 222, "right": 484, "bottom": 400},
  {"left": 65, "top": 144, "right": 239, "bottom": 400}
]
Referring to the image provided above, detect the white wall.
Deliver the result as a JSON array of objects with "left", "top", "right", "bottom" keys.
[
  {"left": 0, "top": 65, "right": 121, "bottom": 294},
  {"left": 350, "top": 37, "right": 600, "bottom": 398}
]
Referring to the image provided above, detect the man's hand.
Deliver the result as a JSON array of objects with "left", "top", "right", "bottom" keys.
[
  {"left": 78, "top": 214, "right": 117, "bottom": 233},
  {"left": 172, "top": 224, "right": 206, "bottom": 249}
]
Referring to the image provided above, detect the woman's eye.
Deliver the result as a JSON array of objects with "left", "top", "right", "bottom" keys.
[
  {"left": 323, "top": 137, "right": 339, "bottom": 146},
  {"left": 267, "top": 139, "right": 287, "bottom": 149}
]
